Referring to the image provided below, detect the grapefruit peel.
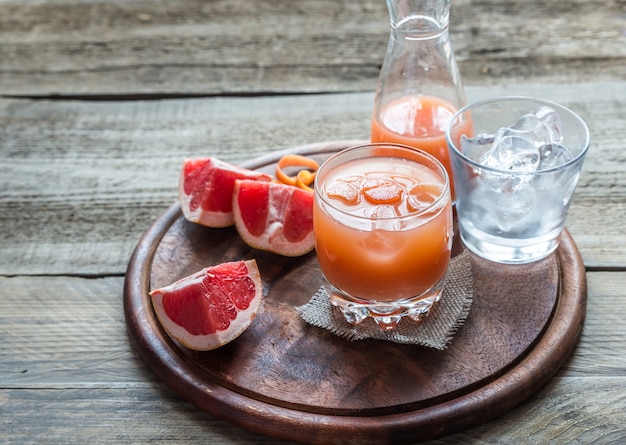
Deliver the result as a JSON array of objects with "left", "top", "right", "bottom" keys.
[
  {"left": 275, "top": 154, "right": 319, "bottom": 192},
  {"left": 149, "top": 259, "right": 264, "bottom": 351}
]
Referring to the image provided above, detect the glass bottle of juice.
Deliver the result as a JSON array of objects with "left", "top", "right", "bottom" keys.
[{"left": 371, "top": 0, "right": 467, "bottom": 197}]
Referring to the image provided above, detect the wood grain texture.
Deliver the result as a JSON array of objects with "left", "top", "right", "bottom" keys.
[
  {"left": 0, "top": 0, "right": 623, "bottom": 96},
  {"left": 1, "top": 82, "right": 624, "bottom": 275},
  {"left": 1, "top": 0, "right": 625, "bottom": 442},
  {"left": 2, "top": 379, "right": 625, "bottom": 444}
]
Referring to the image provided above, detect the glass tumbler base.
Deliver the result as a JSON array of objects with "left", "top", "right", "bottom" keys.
[
  {"left": 327, "top": 279, "right": 445, "bottom": 331},
  {"left": 459, "top": 225, "right": 561, "bottom": 264}
]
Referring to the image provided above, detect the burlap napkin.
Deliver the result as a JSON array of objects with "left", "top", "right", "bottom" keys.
[{"left": 296, "top": 250, "right": 473, "bottom": 350}]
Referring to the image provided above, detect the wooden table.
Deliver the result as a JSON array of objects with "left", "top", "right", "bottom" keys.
[{"left": 1, "top": 0, "right": 625, "bottom": 443}]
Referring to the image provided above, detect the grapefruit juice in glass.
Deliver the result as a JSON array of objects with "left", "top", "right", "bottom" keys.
[{"left": 313, "top": 143, "right": 453, "bottom": 330}]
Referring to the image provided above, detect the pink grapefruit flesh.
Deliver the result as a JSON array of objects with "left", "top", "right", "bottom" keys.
[
  {"left": 149, "top": 259, "right": 264, "bottom": 351},
  {"left": 233, "top": 179, "right": 315, "bottom": 257},
  {"left": 179, "top": 157, "right": 272, "bottom": 227}
]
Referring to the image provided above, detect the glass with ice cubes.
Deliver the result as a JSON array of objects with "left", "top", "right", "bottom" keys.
[
  {"left": 446, "top": 97, "right": 590, "bottom": 264},
  {"left": 313, "top": 143, "right": 453, "bottom": 330}
]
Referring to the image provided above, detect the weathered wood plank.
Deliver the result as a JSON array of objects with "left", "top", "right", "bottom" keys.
[
  {"left": 0, "top": 92, "right": 374, "bottom": 276},
  {"left": 2, "top": 375, "right": 625, "bottom": 444},
  {"left": 563, "top": 271, "right": 626, "bottom": 375},
  {"left": 1, "top": 82, "right": 624, "bottom": 275},
  {"left": 1, "top": 386, "right": 299, "bottom": 444},
  {"left": 1, "top": 271, "right": 625, "bottom": 387},
  {"left": 0, "top": 0, "right": 623, "bottom": 96},
  {"left": 0, "top": 275, "right": 147, "bottom": 386}
]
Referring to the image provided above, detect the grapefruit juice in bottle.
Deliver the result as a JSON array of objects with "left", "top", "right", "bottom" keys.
[
  {"left": 313, "top": 143, "right": 453, "bottom": 330},
  {"left": 371, "top": 95, "right": 473, "bottom": 197}
]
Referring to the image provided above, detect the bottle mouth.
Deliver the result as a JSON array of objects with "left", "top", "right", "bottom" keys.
[{"left": 392, "top": 14, "right": 449, "bottom": 38}]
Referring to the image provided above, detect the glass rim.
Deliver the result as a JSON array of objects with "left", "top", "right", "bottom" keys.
[
  {"left": 314, "top": 142, "right": 450, "bottom": 221},
  {"left": 445, "top": 96, "right": 591, "bottom": 175}
]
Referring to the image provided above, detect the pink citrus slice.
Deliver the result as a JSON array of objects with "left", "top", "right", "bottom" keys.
[
  {"left": 179, "top": 157, "right": 272, "bottom": 227},
  {"left": 233, "top": 179, "right": 315, "bottom": 257},
  {"left": 149, "top": 259, "right": 263, "bottom": 351}
]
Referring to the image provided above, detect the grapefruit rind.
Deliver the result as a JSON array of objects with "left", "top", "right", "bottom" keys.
[
  {"left": 233, "top": 180, "right": 315, "bottom": 257},
  {"left": 178, "top": 157, "right": 272, "bottom": 228},
  {"left": 149, "top": 260, "right": 264, "bottom": 351}
]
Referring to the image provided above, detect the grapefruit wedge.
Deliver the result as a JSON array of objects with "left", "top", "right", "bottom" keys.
[
  {"left": 233, "top": 179, "right": 315, "bottom": 257},
  {"left": 149, "top": 259, "right": 263, "bottom": 351},
  {"left": 179, "top": 157, "right": 272, "bottom": 227}
]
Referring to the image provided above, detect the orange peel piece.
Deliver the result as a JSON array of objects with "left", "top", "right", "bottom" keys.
[{"left": 276, "top": 154, "right": 319, "bottom": 192}]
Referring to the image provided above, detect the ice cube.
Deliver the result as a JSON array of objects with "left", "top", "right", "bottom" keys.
[
  {"left": 366, "top": 204, "right": 402, "bottom": 231},
  {"left": 512, "top": 106, "right": 563, "bottom": 146},
  {"left": 533, "top": 143, "right": 577, "bottom": 193},
  {"left": 475, "top": 106, "right": 567, "bottom": 193},
  {"left": 368, "top": 204, "right": 396, "bottom": 219},
  {"left": 460, "top": 133, "right": 495, "bottom": 159},
  {"left": 479, "top": 170, "right": 531, "bottom": 194},
  {"left": 538, "top": 143, "right": 573, "bottom": 170},
  {"left": 474, "top": 186, "right": 535, "bottom": 234},
  {"left": 478, "top": 128, "right": 539, "bottom": 192},
  {"left": 495, "top": 191, "right": 534, "bottom": 233},
  {"left": 361, "top": 230, "right": 402, "bottom": 258},
  {"left": 480, "top": 129, "right": 540, "bottom": 173}
]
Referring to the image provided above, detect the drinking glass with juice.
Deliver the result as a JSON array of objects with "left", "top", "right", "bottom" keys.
[{"left": 313, "top": 143, "right": 453, "bottom": 330}]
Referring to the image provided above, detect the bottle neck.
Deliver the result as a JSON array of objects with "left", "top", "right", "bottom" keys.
[{"left": 387, "top": 0, "right": 450, "bottom": 38}]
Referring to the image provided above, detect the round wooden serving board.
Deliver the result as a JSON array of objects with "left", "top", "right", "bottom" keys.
[{"left": 124, "top": 141, "right": 587, "bottom": 444}]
